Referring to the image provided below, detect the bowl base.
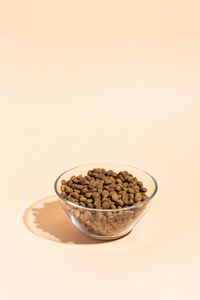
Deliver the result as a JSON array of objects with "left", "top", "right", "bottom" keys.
[{"left": 78, "top": 227, "right": 133, "bottom": 241}]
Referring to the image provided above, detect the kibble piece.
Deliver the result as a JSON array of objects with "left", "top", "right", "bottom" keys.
[
  {"left": 115, "top": 185, "right": 121, "bottom": 192},
  {"left": 104, "top": 178, "right": 113, "bottom": 185},
  {"left": 122, "top": 193, "right": 129, "bottom": 202},
  {"left": 86, "top": 198, "right": 93, "bottom": 203},
  {"left": 134, "top": 186, "right": 140, "bottom": 193},
  {"left": 94, "top": 198, "right": 101, "bottom": 208},
  {"left": 102, "top": 200, "right": 111, "bottom": 209},
  {"left": 81, "top": 187, "right": 88, "bottom": 194},
  {"left": 81, "top": 211, "right": 92, "bottom": 221},
  {"left": 74, "top": 210, "right": 80, "bottom": 219},
  {"left": 79, "top": 178, "right": 88, "bottom": 185},
  {"left": 117, "top": 199, "right": 124, "bottom": 207},
  {"left": 61, "top": 179, "right": 67, "bottom": 185},
  {"left": 127, "top": 176, "right": 134, "bottom": 183},
  {"left": 76, "top": 184, "right": 84, "bottom": 190},
  {"left": 97, "top": 187, "right": 103, "bottom": 194},
  {"left": 60, "top": 192, "right": 66, "bottom": 198},
  {"left": 61, "top": 185, "right": 66, "bottom": 192},
  {"left": 101, "top": 190, "right": 109, "bottom": 198},
  {"left": 92, "top": 173, "right": 99, "bottom": 178},
  {"left": 89, "top": 180, "right": 96, "bottom": 189},
  {"left": 67, "top": 180, "right": 72, "bottom": 187},
  {"left": 111, "top": 191, "right": 118, "bottom": 202},
  {"left": 129, "top": 193, "right": 134, "bottom": 200},
  {"left": 85, "top": 192, "right": 92, "bottom": 198},
  {"left": 91, "top": 192, "right": 100, "bottom": 199},
  {"left": 95, "top": 212, "right": 103, "bottom": 221},
  {"left": 111, "top": 203, "right": 117, "bottom": 209},
  {"left": 135, "top": 192, "right": 142, "bottom": 202},
  {"left": 79, "top": 196, "right": 87, "bottom": 202},
  {"left": 72, "top": 192, "right": 79, "bottom": 199},
  {"left": 70, "top": 176, "right": 79, "bottom": 183}
]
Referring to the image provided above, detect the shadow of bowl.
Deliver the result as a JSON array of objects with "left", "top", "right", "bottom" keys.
[{"left": 23, "top": 195, "right": 107, "bottom": 244}]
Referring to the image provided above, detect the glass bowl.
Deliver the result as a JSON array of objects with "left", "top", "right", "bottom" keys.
[{"left": 54, "top": 163, "right": 158, "bottom": 240}]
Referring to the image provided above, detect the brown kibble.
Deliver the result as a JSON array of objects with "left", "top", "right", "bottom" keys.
[
  {"left": 128, "top": 199, "right": 134, "bottom": 205},
  {"left": 85, "top": 192, "right": 92, "bottom": 198},
  {"left": 94, "top": 198, "right": 101, "bottom": 208},
  {"left": 79, "top": 196, "right": 87, "bottom": 202},
  {"left": 87, "top": 203, "right": 94, "bottom": 208},
  {"left": 102, "top": 201, "right": 111, "bottom": 209},
  {"left": 70, "top": 176, "right": 78, "bottom": 183},
  {"left": 61, "top": 179, "right": 67, "bottom": 185},
  {"left": 104, "top": 178, "right": 113, "bottom": 185},
  {"left": 127, "top": 176, "right": 134, "bottom": 183},
  {"left": 102, "top": 190, "right": 109, "bottom": 198},
  {"left": 89, "top": 181, "right": 96, "bottom": 189},
  {"left": 74, "top": 209, "right": 80, "bottom": 219},
  {"left": 134, "top": 186, "right": 140, "bottom": 193},
  {"left": 97, "top": 187, "right": 103, "bottom": 194},
  {"left": 92, "top": 173, "right": 99, "bottom": 178},
  {"left": 60, "top": 192, "right": 66, "bottom": 198},
  {"left": 65, "top": 186, "right": 73, "bottom": 193},
  {"left": 95, "top": 212, "right": 103, "bottom": 221},
  {"left": 75, "top": 184, "right": 84, "bottom": 190},
  {"left": 79, "top": 178, "right": 89, "bottom": 185},
  {"left": 122, "top": 193, "right": 128, "bottom": 202},
  {"left": 86, "top": 198, "right": 93, "bottom": 203},
  {"left": 141, "top": 187, "right": 147, "bottom": 192},
  {"left": 129, "top": 193, "right": 134, "bottom": 200},
  {"left": 111, "top": 191, "right": 118, "bottom": 202},
  {"left": 115, "top": 185, "right": 121, "bottom": 192},
  {"left": 67, "top": 180, "right": 72, "bottom": 187},
  {"left": 61, "top": 185, "right": 66, "bottom": 192},
  {"left": 110, "top": 203, "right": 116, "bottom": 209},
  {"left": 91, "top": 192, "right": 100, "bottom": 199},
  {"left": 117, "top": 199, "right": 124, "bottom": 207},
  {"left": 72, "top": 192, "right": 79, "bottom": 199},
  {"left": 80, "top": 211, "right": 92, "bottom": 221},
  {"left": 135, "top": 192, "right": 142, "bottom": 202},
  {"left": 81, "top": 187, "right": 88, "bottom": 194}
]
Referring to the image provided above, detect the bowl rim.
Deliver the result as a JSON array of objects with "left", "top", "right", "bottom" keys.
[{"left": 54, "top": 163, "right": 158, "bottom": 211}]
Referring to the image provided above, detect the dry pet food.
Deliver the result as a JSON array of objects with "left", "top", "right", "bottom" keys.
[{"left": 59, "top": 168, "right": 149, "bottom": 236}]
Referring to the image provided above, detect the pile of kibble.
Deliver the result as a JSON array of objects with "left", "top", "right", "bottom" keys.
[{"left": 60, "top": 168, "right": 148, "bottom": 209}]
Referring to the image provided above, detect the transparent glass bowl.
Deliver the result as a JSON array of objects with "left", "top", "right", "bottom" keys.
[{"left": 54, "top": 163, "right": 158, "bottom": 240}]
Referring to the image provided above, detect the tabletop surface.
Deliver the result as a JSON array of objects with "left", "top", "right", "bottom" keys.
[{"left": 1, "top": 1, "right": 200, "bottom": 299}]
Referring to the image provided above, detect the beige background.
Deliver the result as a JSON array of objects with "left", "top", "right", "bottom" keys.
[{"left": 1, "top": 1, "right": 200, "bottom": 299}]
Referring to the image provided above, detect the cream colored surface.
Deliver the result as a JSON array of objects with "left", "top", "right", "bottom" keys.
[{"left": 1, "top": 1, "right": 200, "bottom": 299}]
